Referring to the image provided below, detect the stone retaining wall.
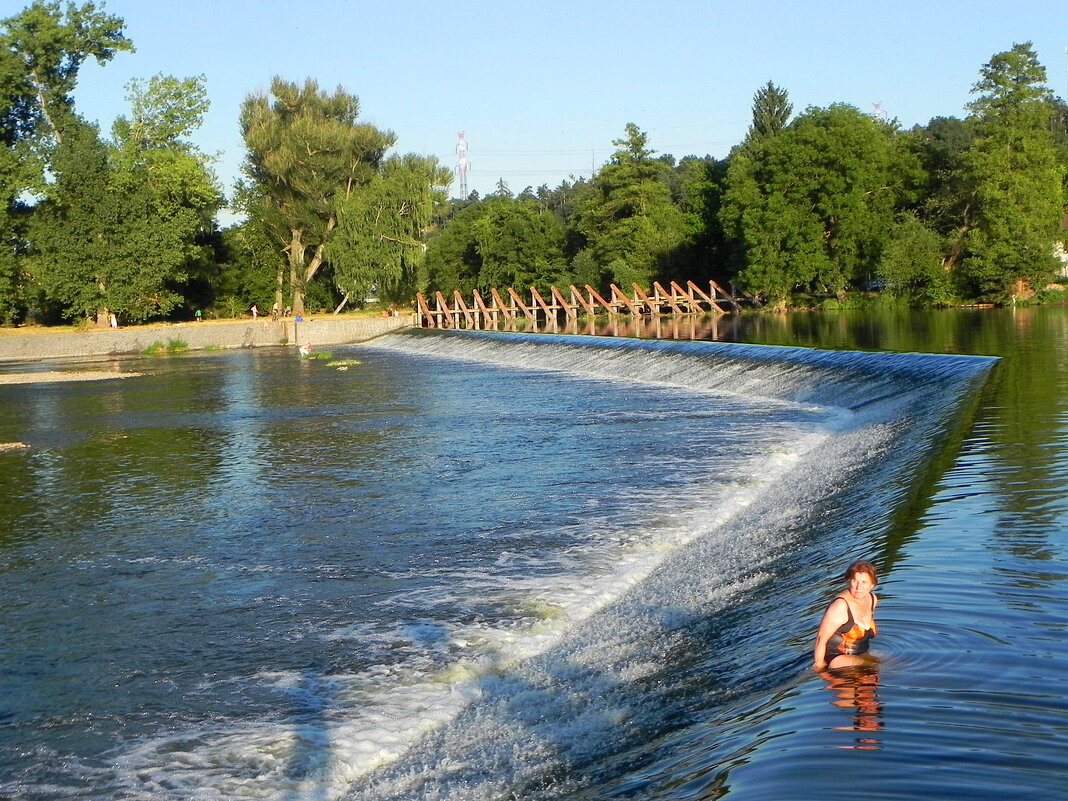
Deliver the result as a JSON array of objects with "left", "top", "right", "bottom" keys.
[{"left": 0, "top": 315, "right": 411, "bottom": 361}]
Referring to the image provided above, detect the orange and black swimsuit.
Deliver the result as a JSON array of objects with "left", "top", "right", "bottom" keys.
[{"left": 832, "top": 594, "right": 877, "bottom": 656}]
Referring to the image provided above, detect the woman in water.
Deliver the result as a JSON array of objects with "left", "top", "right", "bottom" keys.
[{"left": 813, "top": 560, "right": 878, "bottom": 670}]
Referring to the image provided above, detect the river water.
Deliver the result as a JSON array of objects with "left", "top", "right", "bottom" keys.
[{"left": 0, "top": 307, "right": 1065, "bottom": 800}]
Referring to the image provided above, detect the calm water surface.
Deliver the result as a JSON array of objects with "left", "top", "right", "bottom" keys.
[
  {"left": 0, "top": 306, "right": 1064, "bottom": 800},
  {"left": 732, "top": 307, "right": 1068, "bottom": 801}
]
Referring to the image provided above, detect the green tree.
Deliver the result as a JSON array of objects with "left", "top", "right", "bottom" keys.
[
  {"left": 572, "top": 123, "right": 686, "bottom": 290},
  {"left": 536, "top": 177, "right": 594, "bottom": 260},
  {"left": 30, "top": 73, "right": 221, "bottom": 323},
  {"left": 472, "top": 195, "right": 568, "bottom": 293},
  {"left": 423, "top": 199, "right": 486, "bottom": 296},
  {"left": 0, "top": 204, "right": 27, "bottom": 325},
  {"left": 673, "top": 155, "right": 731, "bottom": 284},
  {"left": 111, "top": 73, "right": 208, "bottom": 153},
  {"left": 1049, "top": 97, "right": 1068, "bottom": 197},
  {"left": 743, "top": 80, "right": 793, "bottom": 149},
  {"left": 906, "top": 116, "right": 976, "bottom": 271},
  {"left": 29, "top": 119, "right": 122, "bottom": 320},
  {"left": 0, "top": 0, "right": 132, "bottom": 146},
  {"left": 239, "top": 77, "right": 395, "bottom": 315},
  {"left": 0, "top": 0, "right": 132, "bottom": 323},
  {"left": 423, "top": 194, "right": 569, "bottom": 297},
  {"left": 328, "top": 153, "right": 452, "bottom": 308},
  {"left": 213, "top": 220, "right": 282, "bottom": 318},
  {"left": 719, "top": 146, "right": 820, "bottom": 306},
  {"left": 959, "top": 43, "right": 1066, "bottom": 301},
  {"left": 720, "top": 104, "right": 915, "bottom": 305},
  {"left": 876, "top": 212, "right": 955, "bottom": 305}
]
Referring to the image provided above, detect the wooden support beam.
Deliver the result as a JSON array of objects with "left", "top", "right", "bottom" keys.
[
  {"left": 569, "top": 285, "right": 597, "bottom": 316},
  {"left": 707, "top": 279, "right": 742, "bottom": 312},
  {"left": 434, "top": 291, "right": 454, "bottom": 328},
  {"left": 686, "top": 280, "right": 725, "bottom": 314},
  {"left": 585, "top": 284, "right": 616, "bottom": 314},
  {"left": 552, "top": 285, "right": 578, "bottom": 319},
  {"left": 490, "top": 287, "right": 515, "bottom": 320},
  {"left": 415, "top": 292, "right": 436, "bottom": 327},
  {"left": 452, "top": 290, "right": 476, "bottom": 327},
  {"left": 631, "top": 283, "right": 659, "bottom": 314},
  {"left": 530, "top": 286, "right": 556, "bottom": 320},
  {"left": 473, "top": 289, "right": 496, "bottom": 327},
  {"left": 610, "top": 284, "right": 641, "bottom": 315},
  {"left": 507, "top": 287, "right": 537, "bottom": 321},
  {"left": 731, "top": 281, "right": 763, "bottom": 308},
  {"left": 669, "top": 281, "right": 700, "bottom": 313},
  {"left": 652, "top": 281, "right": 686, "bottom": 314}
]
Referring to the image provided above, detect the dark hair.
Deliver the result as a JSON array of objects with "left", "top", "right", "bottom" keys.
[{"left": 845, "top": 560, "right": 878, "bottom": 585}]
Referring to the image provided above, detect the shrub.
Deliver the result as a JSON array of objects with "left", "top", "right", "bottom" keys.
[{"left": 140, "top": 338, "right": 188, "bottom": 356}]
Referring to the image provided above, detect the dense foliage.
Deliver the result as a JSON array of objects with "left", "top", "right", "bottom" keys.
[
  {"left": 0, "top": 0, "right": 1065, "bottom": 326},
  {"left": 237, "top": 77, "right": 398, "bottom": 316}
]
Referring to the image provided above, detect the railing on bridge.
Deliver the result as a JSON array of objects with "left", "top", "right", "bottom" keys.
[{"left": 414, "top": 280, "right": 758, "bottom": 329}]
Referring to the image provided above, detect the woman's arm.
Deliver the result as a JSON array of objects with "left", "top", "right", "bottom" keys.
[{"left": 813, "top": 597, "right": 848, "bottom": 668}]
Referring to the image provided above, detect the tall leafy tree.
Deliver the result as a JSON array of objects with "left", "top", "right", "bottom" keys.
[
  {"left": 572, "top": 123, "right": 686, "bottom": 290},
  {"left": 0, "top": 208, "right": 22, "bottom": 325},
  {"left": 1049, "top": 97, "right": 1068, "bottom": 196},
  {"left": 423, "top": 194, "right": 569, "bottom": 296},
  {"left": 0, "top": 0, "right": 132, "bottom": 146},
  {"left": 721, "top": 104, "right": 916, "bottom": 305},
  {"left": 673, "top": 155, "right": 731, "bottom": 284},
  {"left": 111, "top": 73, "right": 208, "bottom": 153},
  {"left": 960, "top": 42, "right": 1065, "bottom": 301},
  {"left": 0, "top": 0, "right": 132, "bottom": 323},
  {"left": 744, "top": 80, "right": 793, "bottom": 148},
  {"left": 31, "top": 74, "right": 221, "bottom": 323},
  {"left": 471, "top": 194, "right": 568, "bottom": 293},
  {"left": 328, "top": 153, "right": 452, "bottom": 307},
  {"left": 239, "top": 77, "right": 395, "bottom": 315},
  {"left": 423, "top": 200, "right": 487, "bottom": 296},
  {"left": 906, "top": 116, "right": 976, "bottom": 272},
  {"left": 213, "top": 219, "right": 281, "bottom": 318},
  {"left": 29, "top": 119, "right": 122, "bottom": 320},
  {"left": 876, "top": 211, "right": 955, "bottom": 305},
  {"left": 114, "top": 73, "right": 223, "bottom": 316}
]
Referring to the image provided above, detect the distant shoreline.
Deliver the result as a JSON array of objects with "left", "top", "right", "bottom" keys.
[{"left": 0, "top": 314, "right": 410, "bottom": 363}]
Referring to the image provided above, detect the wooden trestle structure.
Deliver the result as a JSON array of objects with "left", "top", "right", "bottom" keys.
[{"left": 414, "top": 280, "right": 755, "bottom": 329}]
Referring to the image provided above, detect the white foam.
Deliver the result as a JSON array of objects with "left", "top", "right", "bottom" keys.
[{"left": 110, "top": 422, "right": 832, "bottom": 800}]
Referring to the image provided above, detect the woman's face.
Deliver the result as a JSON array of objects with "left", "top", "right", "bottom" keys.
[{"left": 849, "top": 571, "right": 875, "bottom": 598}]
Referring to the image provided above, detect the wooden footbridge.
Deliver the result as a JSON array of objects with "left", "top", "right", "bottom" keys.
[{"left": 414, "top": 280, "right": 757, "bottom": 329}]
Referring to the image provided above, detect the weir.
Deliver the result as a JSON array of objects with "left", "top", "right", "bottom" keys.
[
  {"left": 414, "top": 279, "right": 758, "bottom": 329},
  {"left": 337, "top": 330, "right": 1000, "bottom": 800},
  {"left": 383, "top": 328, "right": 998, "bottom": 411}
]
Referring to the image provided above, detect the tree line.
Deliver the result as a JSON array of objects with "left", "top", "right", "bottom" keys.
[{"left": 2, "top": 2, "right": 1066, "bottom": 327}]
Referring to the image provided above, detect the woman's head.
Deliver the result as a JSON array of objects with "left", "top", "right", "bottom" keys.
[{"left": 845, "top": 560, "right": 878, "bottom": 586}]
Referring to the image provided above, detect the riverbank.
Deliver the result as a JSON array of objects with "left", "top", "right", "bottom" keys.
[{"left": 0, "top": 314, "right": 411, "bottom": 362}]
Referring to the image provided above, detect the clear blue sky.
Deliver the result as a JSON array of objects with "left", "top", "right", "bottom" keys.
[{"left": 11, "top": 0, "right": 1068, "bottom": 220}]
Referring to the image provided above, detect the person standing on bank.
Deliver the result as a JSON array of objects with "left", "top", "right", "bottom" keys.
[{"left": 813, "top": 560, "right": 878, "bottom": 670}]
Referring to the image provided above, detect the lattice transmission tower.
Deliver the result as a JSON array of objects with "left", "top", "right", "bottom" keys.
[{"left": 455, "top": 132, "right": 469, "bottom": 199}]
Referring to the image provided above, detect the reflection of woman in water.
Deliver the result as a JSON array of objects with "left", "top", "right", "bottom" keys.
[
  {"left": 820, "top": 662, "right": 883, "bottom": 748},
  {"left": 813, "top": 560, "right": 878, "bottom": 671}
]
